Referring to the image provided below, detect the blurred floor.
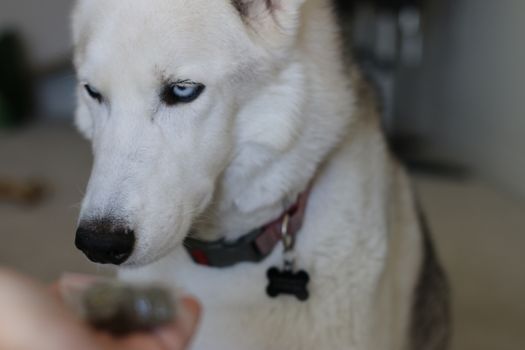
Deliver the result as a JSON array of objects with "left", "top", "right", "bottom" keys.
[
  {"left": 416, "top": 176, "right": 525, "bottom": 350},
  {"left": 0, "top": 123, "right": 524, "bottom": 349}
]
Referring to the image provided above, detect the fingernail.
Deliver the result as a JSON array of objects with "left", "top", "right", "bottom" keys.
[{"left": 58, "top": 273, "right": 106, "bottom": 315}]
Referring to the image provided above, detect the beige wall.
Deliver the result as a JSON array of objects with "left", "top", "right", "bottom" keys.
[{"left": 0, "top": 0, "right": 74, "bottom": 67}]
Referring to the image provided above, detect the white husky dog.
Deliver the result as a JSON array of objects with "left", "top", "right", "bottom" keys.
[{"left": 72, "top": 0, "right": 449, "bottom": 349}]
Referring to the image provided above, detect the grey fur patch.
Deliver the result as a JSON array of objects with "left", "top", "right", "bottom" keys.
[
  {"left": 231, "top": 0, "right": 249, "bottom": 17},
  {"left": 231, "top": 0, "right": 275, "bottom": 18},
  {"left": 410, "top": 213, "right": 452, "bottom": 350}
]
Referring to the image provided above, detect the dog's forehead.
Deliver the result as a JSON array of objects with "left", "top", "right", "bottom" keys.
[{"left": 74, "top": 0, "right": 247, "bottom": 81}]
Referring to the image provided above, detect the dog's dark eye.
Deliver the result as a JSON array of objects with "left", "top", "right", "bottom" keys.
[
  {"left": 84, "top": 84, "right": 103, "bottom": 103},
  {"left": 161, "top": 81, "right": 205, "bottom": 106}
]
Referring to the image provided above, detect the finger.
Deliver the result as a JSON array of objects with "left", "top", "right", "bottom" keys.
[
  {"left": 178, "top": 297, "right": 202, "bottom": 338},
  {"left": 50, "top": 273, "right": 105, "bottom": 310},
  {"left": 0, "top": 269, "right": 97, "bottom": 350},
  {"left": 156, "top": 297, "right": 201, "bottom": 349},
  {"left": 100, "top": 333, "right": 165, "bottom": 350},
  {"left": 58, "top": 273, "right": 103, "bottom": 295},
  {"left": 48, "top": 282, "right": 62, "bottom": 300}
]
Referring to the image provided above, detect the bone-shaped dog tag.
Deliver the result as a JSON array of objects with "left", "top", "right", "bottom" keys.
[{"left": 266, "top": 267, "right": 310, "bottom": 301}]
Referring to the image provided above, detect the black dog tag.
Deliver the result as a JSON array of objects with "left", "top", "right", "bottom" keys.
[{"left": 266, "top": 267, "right": 310, "bottom": 301}]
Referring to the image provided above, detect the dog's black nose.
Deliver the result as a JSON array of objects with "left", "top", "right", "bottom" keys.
[{"left": 75, "top": 221, "right": 135, "bottom": 265}]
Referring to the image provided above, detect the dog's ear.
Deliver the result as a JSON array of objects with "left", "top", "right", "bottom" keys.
[{"left": 232, "top": 0, "right": 306, "bottom": 39}]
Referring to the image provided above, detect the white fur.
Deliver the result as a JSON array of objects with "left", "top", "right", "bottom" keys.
[{"left": 73, "top": 0, "right": 423, "bottom": 349}]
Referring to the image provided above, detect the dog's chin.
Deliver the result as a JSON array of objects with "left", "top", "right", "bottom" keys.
[
  {"left": 116, "top": 259, "right": 149, "bottom": 269},
  {"left": 116, "top": 254, "right": 165, "bottom": 269}
]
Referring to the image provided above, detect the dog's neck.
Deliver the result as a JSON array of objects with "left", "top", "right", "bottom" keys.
[{"left": 192, "top": 1, "right": 356, "bottom": 242}]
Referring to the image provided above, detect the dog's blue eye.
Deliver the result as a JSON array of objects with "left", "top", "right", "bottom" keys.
[
  {"left": 84, "top": 84, "right": 103, "bottom": 103},
  {"left": 162, "top": 82, "right": 205, "bottom": 106},
  {"left": 173, "top": 85, "right": 196, "bottom": 98}
]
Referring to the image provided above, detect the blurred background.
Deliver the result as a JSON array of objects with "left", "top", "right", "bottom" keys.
[{"left": 0, "top": 0, "right": 524, "bottom": 349}]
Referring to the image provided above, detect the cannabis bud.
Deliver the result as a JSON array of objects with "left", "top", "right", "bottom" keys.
[{"left": 82, "top": 281, "right": 175, "bottom": 335}]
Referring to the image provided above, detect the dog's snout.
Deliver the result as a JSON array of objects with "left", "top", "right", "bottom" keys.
[{"left": 75, "top": 220, "right": 135, "bottom": 265}]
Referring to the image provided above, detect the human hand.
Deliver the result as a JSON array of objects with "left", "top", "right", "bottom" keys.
[{"left": 0, "top": 268, "right": 200, "bottom": 350}]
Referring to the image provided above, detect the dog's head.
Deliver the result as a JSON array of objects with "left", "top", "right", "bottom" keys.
[{"left": 73, "top": 0, "right": 307, "bottom": 266}]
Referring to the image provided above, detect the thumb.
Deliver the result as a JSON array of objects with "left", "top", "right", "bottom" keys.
[{"left": 156, "top": 297, "right": 201, "bottom": 349}]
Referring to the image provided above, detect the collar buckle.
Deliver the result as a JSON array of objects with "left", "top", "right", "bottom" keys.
[{"left": 281, "top": 214, "right": 294, "bottom": 250}]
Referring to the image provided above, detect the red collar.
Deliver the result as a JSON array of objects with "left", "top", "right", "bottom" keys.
[{"left": 184, "top": 188, "right": 311, "bottom": 268}]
